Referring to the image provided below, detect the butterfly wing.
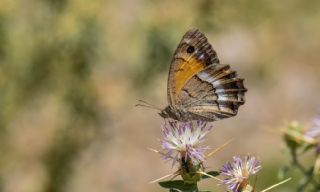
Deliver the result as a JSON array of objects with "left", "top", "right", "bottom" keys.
[
  {"left": 167, "top": 28, "right": 219, "bottom": 106},
  {"left": 164, "top": 28, "right": 246, "bottom": 121},
  {"left": 178, "top": 64, "right": 247, "bottom": 121}
]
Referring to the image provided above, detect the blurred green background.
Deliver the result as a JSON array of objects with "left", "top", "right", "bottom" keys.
[{"left": 0, "top": 0, "right": 320, "bottom": 191}]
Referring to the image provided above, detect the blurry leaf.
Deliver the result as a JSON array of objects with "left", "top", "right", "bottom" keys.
[
  {"left": 169, "top": 189, "right": 180, "bottom": 192},
  {"left": 194, "top": 0, "right": 217, "bottom": 31},
  {"left": 278, "top": 165, "right": 290, "bottom": 180},
  {"left": 201, "top": 171, "right": 219, "bottom": 179},
  {"left": 133, "top": 27, "right": 174, "bottom": 90},
  {"left": 297, "top": 176, "right": 308, "bottom": 192},
  {"left": 44, "top": 132, "right": 80, "bottom": 192},
  {"left": 284, "top": 121, "right": 305, "bottom": 151},
  {"left": 301, "top": 143, "right": 316, "bottom": 154},
  {"left": 44, "top": 0, "right": 68, "bottom": 12},
  {"left": 0, "top": 14, "right": 6, "bottom": 60},
  {"left": 159, "top": 180, "right": 198, "bottom": 192}
]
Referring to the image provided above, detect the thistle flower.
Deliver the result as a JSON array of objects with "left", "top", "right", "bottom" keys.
[
  {"left": 160, "top": 120, "right": 212, "bottom": 166},
  {"left": 220, "top": 155, "right": 261, "bottom": 192},
  {"left": 305, "top": 115, "right": 320, "bottom": 154},
  {"left": 305, "top": 115, "right": 320, "bottom": 174}
]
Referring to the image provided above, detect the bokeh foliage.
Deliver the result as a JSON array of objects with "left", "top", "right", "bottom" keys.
[
  {"left": 0, "top": 1, "right": 105, "bottom": 192},
  {"left": 0, "top": 0, "right": 320, "bottom": 192}
]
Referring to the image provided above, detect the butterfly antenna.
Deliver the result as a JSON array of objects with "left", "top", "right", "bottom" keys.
[{"left": 136, "top": 100, "right": 162, "bottom": 111}]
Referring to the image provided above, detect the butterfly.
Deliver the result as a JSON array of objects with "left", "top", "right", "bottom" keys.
[{"left": 159, "top": 28, "right": 247, "bottom": 122}]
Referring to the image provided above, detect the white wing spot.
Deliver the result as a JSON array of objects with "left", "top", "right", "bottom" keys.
[
  {"left": 183, "top": 38, "right": 191, "bottom": 44},
  {"left": 199, "top": 54, "right": 205, "bottom": 60},
  {"left": 217, "top": 95, "right": 228, "bottom": 101},
  {"left": 198, "top": 72, "right": 209, "bottom": 80},
  {"left": 198, "top": 72, "right": 221, "bottom": 87}
]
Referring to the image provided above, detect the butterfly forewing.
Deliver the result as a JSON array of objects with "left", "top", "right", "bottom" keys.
[{"left": 167, "top": 29, "right": 219, "bottom": 106}]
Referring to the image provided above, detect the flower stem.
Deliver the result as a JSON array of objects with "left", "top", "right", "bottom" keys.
[
  {"left": 290, "top": 149, "right": 320, "bottom": 191},
  {"left": 195, "top": 183, "right": 199, "bottom": 192}
]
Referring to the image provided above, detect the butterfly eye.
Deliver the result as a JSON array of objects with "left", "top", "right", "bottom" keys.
[{"left": 186, "top": 46, "right": 195, "bottom": 53}]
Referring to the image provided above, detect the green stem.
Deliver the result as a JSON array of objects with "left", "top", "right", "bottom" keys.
[
  {"left": 290, "top": 149, "right": 320, "bottom": 191},
  {"left": 194, "top": 183, "right": 199, "bottom": 192}
]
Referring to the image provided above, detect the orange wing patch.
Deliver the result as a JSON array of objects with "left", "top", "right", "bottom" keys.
[{"left": 173, "top": 54, "right": 206, "bottom": 99}]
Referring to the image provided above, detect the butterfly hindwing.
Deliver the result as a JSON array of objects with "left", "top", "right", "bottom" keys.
[{"left": 180, "top": 64, "right": 247, "bottom": 121}]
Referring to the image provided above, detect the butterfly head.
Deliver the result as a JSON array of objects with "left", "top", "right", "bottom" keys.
[{"left": 159, "top": 106, "right": 183, "bottom": 121}]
